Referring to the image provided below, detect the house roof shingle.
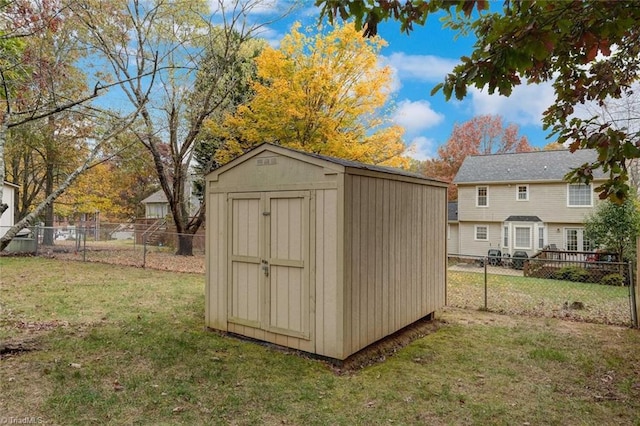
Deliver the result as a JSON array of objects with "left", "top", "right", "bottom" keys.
[
  {"left": 453, "top": 149, "right": 606, "bottom": 184},
  {"left": 448, "top": 202, "right": 458, "bottom": 222},
  {"left": 505, "top": 215, "right": 542, "bottom": 222},
  {"left": 141, "top": 190, "right": 167, "bottom": 204}
]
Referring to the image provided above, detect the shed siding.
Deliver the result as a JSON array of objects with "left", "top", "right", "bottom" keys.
[
  {"left": 206, "top": 144, "right": 446, "bottom": 360},
  {"left": 206, "top": 192, "right": 227, "bottom": 330},
  {"left": 208, "top": 151, "right": 338, "bottom": 193},
  {"left": 314, "top": 188, "right": 340, "bottom": 358},
  {"left": 343, "top": 174, "right": 446, "bottom": 357}
]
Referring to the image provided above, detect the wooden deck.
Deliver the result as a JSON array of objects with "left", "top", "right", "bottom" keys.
[{"left": 524, "top": 249, "right": 626, "bottom": 283}]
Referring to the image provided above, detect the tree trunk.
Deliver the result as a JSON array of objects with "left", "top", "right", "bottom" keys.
[
  {"left": 42, "top": 162, "right": 55, "bottom": 245},
  {"left": 175, "top": 232, "right": 194, "bottom": 256},
  {"left": 0, "top": 114, "right": 7, "bottom": 221}
]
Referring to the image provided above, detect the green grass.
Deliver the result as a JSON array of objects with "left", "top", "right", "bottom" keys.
[
  {"left": 448, "top": 270, "right": 632, "bottom": 325},
  {"left": 1, "top": 258, "right": 640, "bottom": 425}
]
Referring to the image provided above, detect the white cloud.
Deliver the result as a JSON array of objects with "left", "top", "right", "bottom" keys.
[
  {"left": 254, "top": 26, "right": 283, "bottom": 48},
  {"left": 211, "top": 0, "right": 282, "bottom": 16},
  {"left": 384, "top": 52, "right": 459, "bottom": 83},
  {"left": 407, "top": 136, "right": 438, "bottom": 161},
  {"left": 393, "top": 99, "right": 444, "bottom": 135},
  {"left": 469, "top": 81, "right": 555, "bottom": 127}
]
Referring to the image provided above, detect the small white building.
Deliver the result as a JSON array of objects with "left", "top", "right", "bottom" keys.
[
  {"left": 1, "top": 181, "right": 18, "bottom": 238},
  {"left": 205, "top": 144, "right": 448, "bottom": 360},
  {"left": 141, "top": 190, "right": 169, "bottom": 219}
]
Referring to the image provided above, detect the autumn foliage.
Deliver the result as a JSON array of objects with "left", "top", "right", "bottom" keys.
[
  {"left": 419, "top": 115, "right": 532, "bottom": 200},
  {"left": 318, "top": 0, "right": 640, "bottom": 201},
  {"left": 211, "top": 22, "right": 408, "bottom": 168}
]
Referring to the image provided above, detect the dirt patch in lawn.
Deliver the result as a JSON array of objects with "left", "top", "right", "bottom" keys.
[
  {"left": 0, "top": 337, "right": 40, "bottom": 359},
  {"left": 333, "top": 315, "right": 443, "bottom": 373},
  {"left": 1, "top": 318, "right": 69, "bottom": 360}
]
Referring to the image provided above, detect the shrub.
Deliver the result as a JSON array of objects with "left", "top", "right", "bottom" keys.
[
  {"left": 600, "top": 273, "right": 624, "bottom": 286},
  {"left": 553, "top": 266, "right": 591, "bottom": 283}
]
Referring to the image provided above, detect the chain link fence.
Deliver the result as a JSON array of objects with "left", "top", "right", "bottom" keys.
[
  {"left": 2, "top": 225, "right": 636, "bottom": 327},
  {"left": 1, "top": 224, "right": 205, "bottom": 273},
  {"left": 448, "top": 253, "right": 637, "bottom": 327}
]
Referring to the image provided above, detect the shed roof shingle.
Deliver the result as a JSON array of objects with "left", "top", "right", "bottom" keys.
[
  {"left": 217, "top": 143, "right": 447, "bottom": 184},
  {"left": 453, "top": 149, "right": 606, "bottom": 184}
]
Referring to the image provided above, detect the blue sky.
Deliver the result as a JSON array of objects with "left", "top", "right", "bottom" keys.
[{"left": 251, "top": 2, "right": 557, "bottom": 160}]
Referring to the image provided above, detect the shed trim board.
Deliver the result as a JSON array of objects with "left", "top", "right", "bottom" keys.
[
  {"left": 206, "top": 143, "right": 447, "bottom": 360},
  {"left": 208, "top": 181, "right": 338, "bottom": 194}
]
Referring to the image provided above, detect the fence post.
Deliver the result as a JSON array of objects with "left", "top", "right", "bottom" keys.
[
  {"left": 34, "top": 225, "right": 40, "bottom": 256},
  {"left": 143, "top": 233, "right": 147, "bottom": 268},
  {"left": 83, "top": 227, "right": 87, "bottom": 262},
  {"left": 629, "top": 261, "right": 637, "bottom": 328},
  {"left": 484, "top": 257, "right": 488, "bottom": 310}
]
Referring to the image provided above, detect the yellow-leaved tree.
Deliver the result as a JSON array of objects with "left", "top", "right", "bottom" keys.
[
  {"left": 56, "top": 162, "right": 127, "bottom": 221},
  {"left": 210, "top": 22, "right": 408, "bottom": 167}
]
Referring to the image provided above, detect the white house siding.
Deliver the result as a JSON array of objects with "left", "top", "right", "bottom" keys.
[
  {"left": 448, "top": 223, "right": 459, "bottom": 255},
  {"left": 457, "top": 182, "right": 600, "bottom": 224},
  {"left": 0, "top": 182, "right": 17, "bottom": 238},
  {"left": 457, "top": 222, "right": 503, "bottom": 256},
  {"left": 454, "top": 181, "right": 601, "bottom": 257}
]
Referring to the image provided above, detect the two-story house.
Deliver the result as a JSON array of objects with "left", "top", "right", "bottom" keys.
[{"left": 452, "top": 149, "right": 606, "bottom": 257}]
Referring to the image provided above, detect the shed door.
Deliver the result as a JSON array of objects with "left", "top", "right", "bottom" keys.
[
  {"left": 228, "top": 191, "right": 311, "bottom": 340},
  {"left": 228, "top": 194, "right": 262, "bottom": 329}
]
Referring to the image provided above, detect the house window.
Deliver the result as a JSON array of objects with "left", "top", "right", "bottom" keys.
[
  {"left": 566, "top": 228, "right": 579, "bottom": 251},
  {"left": 503, "top": 226, "right": 509, "bottom": 247},
  {"left": 475, "top": 225, "right": 488, "bottom": 241},
  {"left": 567, "top": 183, "right": 592, "bottom": 207},
  {"left": 476, "top": 186, "right": 488, "bottom": 207},
  {"left": 538, "top": 227, "right": 545, "bottom": 249},
  {"left": 517, "top": 185, "right": 529, "bottom": 201},
  {"left": 514, "top": 226, "right": 531, "bottom": 249},
  {"left": 565, "top": 228, "right": 591, "bottom": 251},
  {"left": 147, "top": 204, "right": 167, "bottom": 218}
]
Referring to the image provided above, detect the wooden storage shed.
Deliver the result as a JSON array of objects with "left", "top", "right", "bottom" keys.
[{"left": 205, "top": 143, "right": 447, "bottom": 360}]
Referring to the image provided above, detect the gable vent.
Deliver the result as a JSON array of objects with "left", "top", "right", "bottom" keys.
[{"left": 257, "top": 157, "right": 277, "bottom": 166}]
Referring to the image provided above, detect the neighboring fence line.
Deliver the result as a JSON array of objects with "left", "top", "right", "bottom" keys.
[
  {"left": 0, "top": 224, "right": 205, "bottom": 273},
  {"left": 447, "top": 253, "right": 637, "bottom": 328}
]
